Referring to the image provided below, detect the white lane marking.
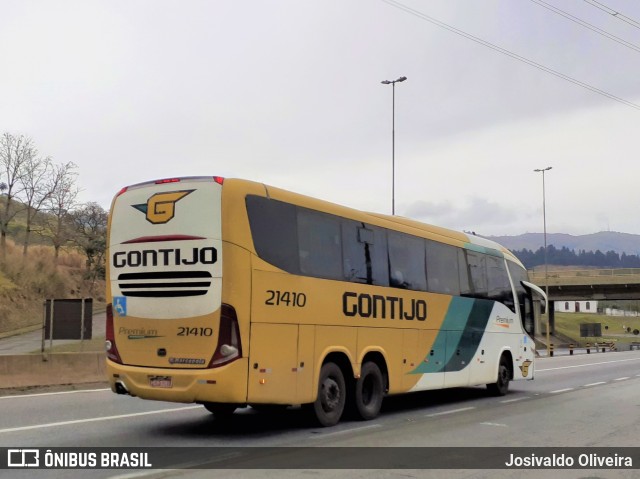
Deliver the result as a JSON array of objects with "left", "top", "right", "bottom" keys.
[
  {"left": 0, "top": 388, "right": 110, "bottom": 400},
  {"left": 110, "top": 471, "right": 168, "bottom": 479},
  {"left": 0, "top": 406, "right": 200, "bottom": 434},
  {"left": 614, "top": 377, "right": 630, "bottom": 381},
  {"left": 310, "top": 423, "right": 381, "bottom": 439},
  {"left": 500, "top": 397, "right": 530, "bottom": 403},
  {"left": 425, "top": 407, "right": 475, "bottom": 417},
  {"left": 480, "top": 422, "right": 507, "bottom": 427},
  {"left": 550, "top": 388, "right": 574, "bottom": 394},
  {"left": 584, "top": 382, "right": 606, "bottom": 387},
  {"left": 111, "top": 452, "right": 247, "bottom": 478},
  {"left": 537, "top": 357, "right": 640, "bottom": 372}
]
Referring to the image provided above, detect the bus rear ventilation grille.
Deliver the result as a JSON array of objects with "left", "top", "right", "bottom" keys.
[{"left": 117, "top": 271, "right": 212, "bottom": 297}]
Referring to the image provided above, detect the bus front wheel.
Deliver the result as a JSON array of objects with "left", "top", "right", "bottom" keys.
[
  {"left": 354, "top": 362, "right": 384, "bottom": 420},
  {"left": 313, "top": 362, "right": 346, "bottom": 427},
  {"left": 487, "top": 356, "right": 511, "bottom": 396}
]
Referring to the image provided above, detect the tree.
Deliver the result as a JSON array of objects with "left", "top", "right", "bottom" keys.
[
  {"left": 19, "top": 153, "right": 54, "bottom": 256},
  {"left": 43, "top": 162, "right": 79, "bottom": 260},
  {"left": 0, "top": 133, "right": 33, "bottom": 259},
  {"left": 70, "top": 202, "right": 107, "bottom": 281}
]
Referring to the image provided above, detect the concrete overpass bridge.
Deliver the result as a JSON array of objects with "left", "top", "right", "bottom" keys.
[
  {"left": 528, "top": 268, "right": 640, "bottom": 301},
  {"left": 528, "top": 268, "right": 640, "bottom": 340}
]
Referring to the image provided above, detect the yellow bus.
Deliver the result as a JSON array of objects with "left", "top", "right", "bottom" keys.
[{"left": 106, "top": 176, "right": 546, "bottom": 426}]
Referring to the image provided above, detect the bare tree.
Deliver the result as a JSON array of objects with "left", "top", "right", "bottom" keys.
[
  {"left": 43, "top": 161, "right": 80, "bottom": 261},
  {"left": 19, "top": 153, "right": 54, "bottom": 256},
  {"left": 0, "top": 133, "right": 33, "bottom": 259},
  {"left": 70, "top": 202, "right": 107, "bottom": 281}
]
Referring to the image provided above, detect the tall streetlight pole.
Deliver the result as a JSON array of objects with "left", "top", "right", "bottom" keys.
[
  {"left": 381, "top": 76, "right": 407, "bottom": 215},
  {"left": 534, "top": 166, "right": 552, "bottom": 356}
]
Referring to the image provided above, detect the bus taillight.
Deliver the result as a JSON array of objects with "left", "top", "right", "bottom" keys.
[
  {"left": 105, "top": 304, "right": 123, "bottom": 364},
  {"left": 208, "top": 304, "right": 242, "bottom": 368}
]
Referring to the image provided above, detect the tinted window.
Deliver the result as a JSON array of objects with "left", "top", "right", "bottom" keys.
[
  {"left": 426, "top": 241, "right": 460, "bottom": 295},
  {"left": 298, "top": 209, "right": 342, "bottom": 280},
  {"left": 458, "top": 249, "right": 473, "bottom": 296},
  {"left": 466, "top": 251, "right": 487, "bottom": 297},
  {"left": 487, "top": 255, "right": 515, "bottom": 311},
  {"left": 246, "top": 195, "right": 299, "bottom": 273},
  {"left": 342, "top": 221, "right": 389, "bottom": 286},
  {"left": 388, "top": 231, "right": 427, "bottom": 291},
  {"left": 508, "top": 262, "right": 534, "bottom": 335}
]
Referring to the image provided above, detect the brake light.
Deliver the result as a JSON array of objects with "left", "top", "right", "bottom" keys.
[
  {"left": 116, "top": 186, "right": 128, "bottom": 197},
  {"left": 155, "top": 178, "right": 181, "bottom": 184},
  {"left": 105, "top": 304, "right": 123, "bottom": 364},
  {"left": 213, "top": 176, "right": 224, "bottom": 185},
  {"left": 208, "top": 304, "right": 242, "bottom": 368}
]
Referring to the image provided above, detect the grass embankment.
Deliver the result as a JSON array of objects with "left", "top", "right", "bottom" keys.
[
  {"left": 0, "top": 239, "right": 105, "bottom": 337},
  {"left": 549, "top": 312, "right": 640, "bottom": 346}
]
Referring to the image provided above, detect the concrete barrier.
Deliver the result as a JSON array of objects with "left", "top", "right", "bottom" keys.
[{"left": 0, "top": 352, "right": 106, "bottom": 389}]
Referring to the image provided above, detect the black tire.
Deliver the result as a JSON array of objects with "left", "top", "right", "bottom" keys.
[
  {"left": 249, "top": 404, "right": 288, "bottom": 414},
  {"left": 312, "top": 362, "right": 346, "bottom": 427},
  {"left": 354, "top": 362, "right": 384, "bottom": 420},
  {"left": 203, "top": 402, "right": 237, "bottom": 420},
  {"left": 487, "top": 356, "right": 511, "bottom": 396}
]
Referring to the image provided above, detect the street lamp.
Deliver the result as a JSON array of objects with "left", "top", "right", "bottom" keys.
[
  {"left": 534, "top": 166, "right": 552, "bottom": 356},
  {"left": 381, "top": 76, "right": 407, "bottom": 215}
]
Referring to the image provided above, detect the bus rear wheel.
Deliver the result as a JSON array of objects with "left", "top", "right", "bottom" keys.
[
  {"left": 203, "top": 402, "right": 237, "bottom": 420},
  {"left": 354, "top": 362, "right": 384, "bottom": 420},
  {"left": 487, "top": 356, "right": 511, "bottom": 396},
  {"left": 312, "top": 362, "right": 346, "bottom": 427}
]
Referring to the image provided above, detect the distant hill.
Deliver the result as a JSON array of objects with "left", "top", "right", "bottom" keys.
[{"left": 487, "top": 232, "right": 640, "bottom": 256}]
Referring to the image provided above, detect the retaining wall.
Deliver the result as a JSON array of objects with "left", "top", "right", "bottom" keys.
[{"left": 0, "top": 352, "right": 106, "bottom": 389}]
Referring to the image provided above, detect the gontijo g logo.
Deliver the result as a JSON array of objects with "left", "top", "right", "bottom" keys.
[{"left": 132, "top": 190, "right": 194, "bottom": 224}]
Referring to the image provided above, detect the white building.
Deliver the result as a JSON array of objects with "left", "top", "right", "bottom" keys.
[{"left": 555, "top": 301, "right": 598, "bottom": 314}]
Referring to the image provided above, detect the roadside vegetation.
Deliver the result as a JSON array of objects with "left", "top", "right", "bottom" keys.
[
  {"left": 0, "top": 238, "right": 105, "bottom": 335},
  {"left": 0, "top": 132, "right": 107, "bottom": 336},
  {"left": 547, "top": 311, "right": 640, "bottom": 347}
]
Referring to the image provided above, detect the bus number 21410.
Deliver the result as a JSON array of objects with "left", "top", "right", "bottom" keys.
[{"left": 265, "top": 290, "right": 307, "bottom": 308}]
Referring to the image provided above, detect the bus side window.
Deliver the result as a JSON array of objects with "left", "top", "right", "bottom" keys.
[
  {"left": 246, "top": 195, "right": 300, "bottom": 274},
  {"left": 388, "top": 231, "right": 427, "bottom": 291},
  {"left": 297, "top": 209, "right": 343, "bottom": 280},
  {"left": 341, "top": 222, "right": 388, "bottom": 286},
  {"left": 507, "top": 262, "right": 535, "bottom": 335},
  {"left": 426, "top": 241, "right": 460, "bottom": 295},
  {"left": 342, "top": 221, "right": 371, "bottom": 284},
  {"left": 458, "top": 249, "right": 472, "bottom": 296},
  {"left": 487, "top": 255, "right": 514, "bottom": 311},
  {"left": 466, "top": 251, "right": 488, "bottom": 298}
]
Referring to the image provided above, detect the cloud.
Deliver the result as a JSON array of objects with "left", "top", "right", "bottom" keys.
[{"left": 403, "top": 197, "right": 520, "bottom": 235}]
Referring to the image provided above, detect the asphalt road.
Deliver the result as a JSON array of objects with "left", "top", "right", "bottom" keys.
[{"left": 1, "top": 351, "right": 640, "bottom": 479}]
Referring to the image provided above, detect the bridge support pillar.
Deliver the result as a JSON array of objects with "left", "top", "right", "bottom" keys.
[{"left": 548, "top": 301, "right": 555, "bottom": 335}]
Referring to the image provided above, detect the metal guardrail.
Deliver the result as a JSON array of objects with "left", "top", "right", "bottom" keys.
[{"left": 529, "top": 268, "right": 640, "bottom": 279}]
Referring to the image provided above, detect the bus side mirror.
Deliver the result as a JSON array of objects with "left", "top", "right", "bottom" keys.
[{"left": 521, "top": 280, "right": 548, "bottom": 314}]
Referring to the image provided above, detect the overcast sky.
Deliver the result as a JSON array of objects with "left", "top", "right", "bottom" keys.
[{"left": 2, "top": 0, "right": 640, "bottom": 236}]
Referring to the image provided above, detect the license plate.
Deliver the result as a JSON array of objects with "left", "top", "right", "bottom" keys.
[{"left": 149, "top": 376, "right": 172, "bottom": 388}]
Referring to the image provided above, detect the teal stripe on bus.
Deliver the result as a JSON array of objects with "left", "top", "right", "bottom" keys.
[
  {"left": 410, "top": 297, "right": 494, "bottom": 374},
  {"left": 443, "top": 299, "right": 494, "bottom": 372}
]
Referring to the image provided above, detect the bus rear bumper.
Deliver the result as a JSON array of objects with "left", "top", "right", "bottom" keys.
[{"left": 106, "top": 358, "right": 249, "bottom": 404}]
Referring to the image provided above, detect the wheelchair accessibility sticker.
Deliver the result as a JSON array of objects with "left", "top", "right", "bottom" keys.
[{"left": 113, "top": 297, "right": 127, "bottom": 317}]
